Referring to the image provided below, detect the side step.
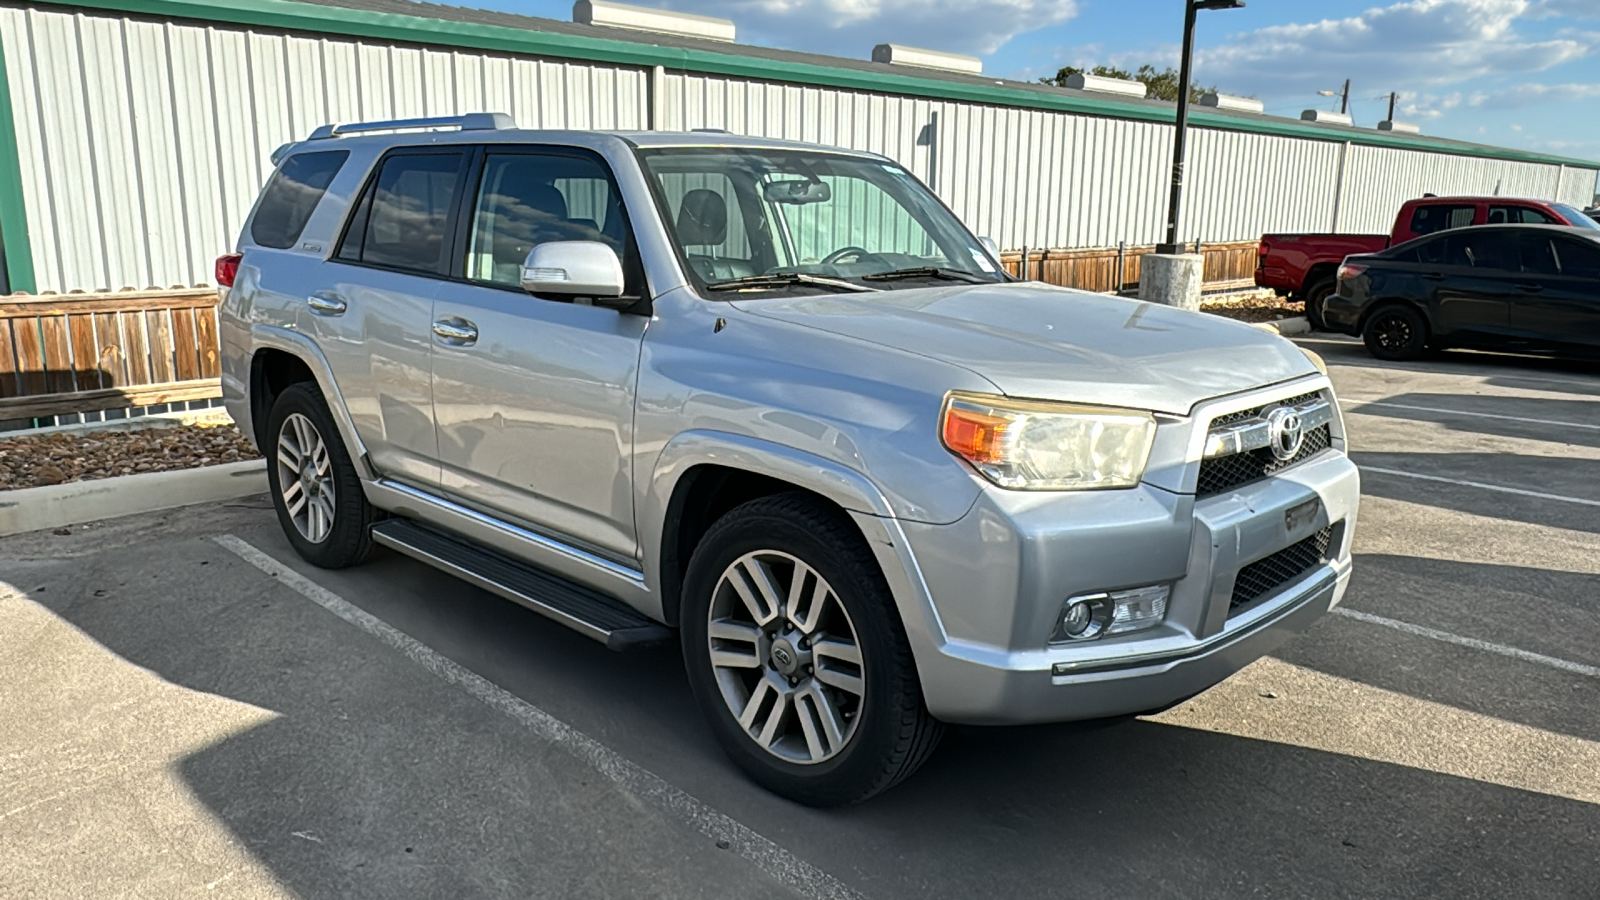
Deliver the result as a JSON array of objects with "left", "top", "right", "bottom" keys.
[{"left": 370, "top": 518, "right": 672, "bottom": 651}]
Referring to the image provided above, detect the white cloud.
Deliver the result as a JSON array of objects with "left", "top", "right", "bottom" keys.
[
  {"left": 1469, "top": 82, "right": 1600, "bottom": 108},
  {"left": 671, "top": 0, "right": 1078, "bottom": 57},
  {"left": 1197, "top": 0, "right": 1588, "bottom": 96}
]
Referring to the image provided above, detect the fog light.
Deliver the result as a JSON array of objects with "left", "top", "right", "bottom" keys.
[
  {"left": 1105, "top": 585, "right": 1170, "bottom": 635},
  {"left": 1051, "top": 585, "right": 1170, "bottom": 644}
]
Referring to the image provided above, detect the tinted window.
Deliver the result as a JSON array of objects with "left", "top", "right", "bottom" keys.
[
  {"left": 1488, "top": 205, "right": 1558, "bottom": 225},
  {"left": 1519, "top": 235, "right": 1560, "bottom": 276},
  {"left": 466, "top": 151, "right": 636, "bottom": 287},
  {"left": 1555, "top": 237, "right": 1600, "bottom": 278},
  {"left": 1410, "top": 204, "right": 1476, "bottom": 236},
  {"left": 337, "top": 152, "right": 465, "bottom": 274},
  {"left": 1549, "top": 203, "right": 1600, "bottom": 231},
  {"left": 251, "top": 150, "right": 349, "bottom": 249},
  {"left": 1387, "top": 247, "right": 1421, "bottom": 263},
  {"left": 1442, "top": 231, "right": 1517, "bottom": 270}
]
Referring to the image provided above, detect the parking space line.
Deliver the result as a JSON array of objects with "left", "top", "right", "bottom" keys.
[
  {"left": 1333, "top": 608, "right": 1600, "bottom": 680},
  {"left": 1348, "top": 401, "right": 1600, "bottom": 432},
  {"left": 212, "top": 534, "right": 866, "bottom": 900},
  {"left": 1360, "top": 466, "right": 1600, "bottom": 508}
]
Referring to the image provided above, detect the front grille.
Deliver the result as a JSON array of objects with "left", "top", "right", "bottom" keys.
[
  {"left": 1230, "top": 526, "right": 1333, "bottom": 612},
  {"left": 1197, "top": 391, "right": 1331, "bottom": 497},
  {"left": 1197, "top": 424, "right": 1332, "bottom": 496}
]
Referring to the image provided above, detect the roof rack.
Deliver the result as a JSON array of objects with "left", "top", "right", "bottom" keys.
[{"left": 306, "top": 112, "right": 515, "bottom": 141}]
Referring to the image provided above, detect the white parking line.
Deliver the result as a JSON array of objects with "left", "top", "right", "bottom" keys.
[
  {"left": 1360, "top": 466, "right": 1600, "bottom": 508},
  {"left": 1349, "top": 401, "right": 1600, "bottom": 432},
  {"left": 1333, "top": 608, "right": 1600, "bottom": 680},
  {"left": 212, "top": 534, "right": 865, "bottom": 900}
]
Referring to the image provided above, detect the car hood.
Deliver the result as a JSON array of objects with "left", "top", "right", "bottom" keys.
[{"left": 731, "top": 282, "right": 1317, "bottom": 415}]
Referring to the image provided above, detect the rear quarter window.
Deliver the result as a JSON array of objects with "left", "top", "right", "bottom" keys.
[{"left": 251, "top": 150, "right": 350, "bottom": 249}]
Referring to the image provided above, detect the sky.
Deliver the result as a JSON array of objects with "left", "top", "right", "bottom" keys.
[{"left": 465, "top": 0, "right": 1600, "bottom": 161}]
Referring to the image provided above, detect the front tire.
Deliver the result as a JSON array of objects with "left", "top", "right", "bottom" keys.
[
  {"left": 265, "top": 382, "right": 376, "bottom": 568},
  {"left": 680, "top": 493, "right": 942, "bottom": 806},
  {"left": 1362, "top": 304, "right": 1429, "bottom": 361}
]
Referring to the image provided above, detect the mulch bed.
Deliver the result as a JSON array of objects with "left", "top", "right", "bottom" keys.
[
  {"left": 1201, "top": 292, "right": 1304, "bottom": 323},
  {"left": 0, "top": 423, "right": 262, "bottom": 491}
]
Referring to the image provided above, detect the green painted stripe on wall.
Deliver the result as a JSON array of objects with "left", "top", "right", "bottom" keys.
[{"left": 0, "top": 31, "right": 38, "bottom": 294}]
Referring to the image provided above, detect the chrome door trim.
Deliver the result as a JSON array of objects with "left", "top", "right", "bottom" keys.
[{"left": 373, "top": 478, "right": 647, "bottom": 590}]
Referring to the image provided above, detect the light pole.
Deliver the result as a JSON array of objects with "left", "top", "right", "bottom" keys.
[{"left": 1158, "top": 0, "right": 1245, "bottom": 255}]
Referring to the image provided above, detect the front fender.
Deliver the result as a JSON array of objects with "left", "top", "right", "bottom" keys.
[
  {"left": 640, "top": 429, "right": 956, "bottom": 685},
  {"left": 250, "top": 324, "right": 376, "bottom": 481}
]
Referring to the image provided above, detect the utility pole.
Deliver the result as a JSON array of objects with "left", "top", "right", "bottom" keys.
[
  {"left": 1339, "top": 79, "right": 1351, "bottom": 115},
  {"left": 1387, "top": 91, "right": 1397, "bottom": 122}
]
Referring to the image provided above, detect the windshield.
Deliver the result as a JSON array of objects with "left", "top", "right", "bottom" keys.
[
  {"left": 1551, "top": 203, "right": 1600, "bottom": 230},
  {"left": 636, "top": 147, "right": 1006, "bottom": 293}
]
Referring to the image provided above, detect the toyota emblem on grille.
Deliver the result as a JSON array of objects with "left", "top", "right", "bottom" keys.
[{"left": 1265, "top": 407, "right": 1305, "bottom": 461}]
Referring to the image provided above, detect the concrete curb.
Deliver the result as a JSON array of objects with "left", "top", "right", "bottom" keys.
[
  {"left": 0, "top": 460, "right": 267, "bottom": 537},
  {"left": 1254, "top": 316, "right": 1312, "bottom": 337}
]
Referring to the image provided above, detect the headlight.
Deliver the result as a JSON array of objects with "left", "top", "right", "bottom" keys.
[{"left": 939, "top": 392, "right": 1157, "bottom": 491}]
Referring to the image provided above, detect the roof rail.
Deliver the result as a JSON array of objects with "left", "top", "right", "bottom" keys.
[{"left": 307, "top": 112, "right": 515, "bottom": 141}]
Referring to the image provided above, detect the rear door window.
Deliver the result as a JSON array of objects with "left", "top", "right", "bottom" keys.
[
  {"left": 1410, "top": 204, "right": 1476, "bottom": 237},
  {"left": 1554, "top": 237, "right": 1600, "bottom": 279},
  {"left": 1488, "top": 205, "right": 1558, "bottom": 225},
  {"left": 336, "top": 151, "right": 467, "bottom": 275},
  {"left": 251, "top": 150, "right": 349, "bottom": 249},
  {"left": 1518, "top": 234, "right": 1561, "bottom": 276}
]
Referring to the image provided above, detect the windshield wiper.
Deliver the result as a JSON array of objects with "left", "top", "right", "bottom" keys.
[
  {"left": 860, "top": 266, "right": 992, "bottom": 284},
  {"left": 703, "top": 273, "right": 881, "bottom": 293}
]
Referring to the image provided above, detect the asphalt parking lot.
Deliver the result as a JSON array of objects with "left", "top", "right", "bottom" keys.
[{"left": 3, "top": 335, "right": 1598, "bottom": 899}]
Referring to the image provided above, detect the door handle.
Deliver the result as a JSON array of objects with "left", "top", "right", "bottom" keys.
[
  {"left": 432, "top": 319, "right": 479, "bottom": 346},
  {"left": 1422, "top": 272, "right": 1445, "bottom": 281},
  {"left": 307, "top": 291, "right": 347, "bottom": 316},
  {"left": 1517, "top": 283, "right": 1545, "bottom": 293}
]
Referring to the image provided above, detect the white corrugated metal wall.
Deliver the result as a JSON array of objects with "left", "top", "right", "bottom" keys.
[
  {"left": 0, "top": 3, "right": 648, "bottom": 294},
  {"left": 2, "top": 2, "right": 1597, "bottom": 294}
]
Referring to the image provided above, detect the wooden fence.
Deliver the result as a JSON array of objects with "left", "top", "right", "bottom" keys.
[
  {"left": 0, "top": 240, "right": 1260, "bottom": 424},
  {"left": 0, "top": 289, "right": 223, "bottom": 423},
  {"left": 1000, "top": 241, "right": 1259, "bottom": 294}
]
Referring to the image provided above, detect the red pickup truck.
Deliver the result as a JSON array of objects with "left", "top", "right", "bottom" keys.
[{"left": 1256, "top": 196, "right": 1600, "bottom": 328}]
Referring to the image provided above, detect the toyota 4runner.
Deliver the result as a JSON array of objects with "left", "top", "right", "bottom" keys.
[{"left": 219, "top": 113, "right": 1361, "bottom": 806}]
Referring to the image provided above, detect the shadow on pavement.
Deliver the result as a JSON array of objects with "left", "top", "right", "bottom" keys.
[
  {"left": 1277, "top": 552, "right": 1600, "bottom": 744},
  {"left": 14, "top": 523, "right": 1600, "bottom": 900},
  {"left": 1355, "top": 451, "right": 1600, "bottom": 530},
  {"left": 1300, "top": 336, "right": 1600, "bottom": 384},
  {"left": 1348, "top": 392, "right": 1600, "bottom": 449}
]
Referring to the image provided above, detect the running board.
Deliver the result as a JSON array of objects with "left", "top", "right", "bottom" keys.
[{"left": 370, "top": 518, "right": 672, "bottom": 651}]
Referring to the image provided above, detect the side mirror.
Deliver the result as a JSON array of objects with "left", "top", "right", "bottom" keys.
[{"left": 520, "top": 241, "right": 625, "bottom": 300}]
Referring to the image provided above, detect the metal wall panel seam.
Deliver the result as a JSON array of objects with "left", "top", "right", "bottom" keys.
[{"left": 0, "top": 13, "right": 38, "bottom": 293}]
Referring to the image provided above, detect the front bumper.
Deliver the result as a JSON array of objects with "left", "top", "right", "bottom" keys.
[{"left": 896, "top": 448, "right": 1359, "bottom": 726}]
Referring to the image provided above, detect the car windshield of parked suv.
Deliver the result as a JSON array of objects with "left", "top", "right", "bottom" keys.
[
  {"left": 636, "top": 147, "right": 1006, "bottom": 293},
  {"left": 1549, "top": 203, "right": 1600, "bottom": 230}
]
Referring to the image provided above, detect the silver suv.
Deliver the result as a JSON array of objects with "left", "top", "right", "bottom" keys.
[{"left": 219, "top": 114, "right": 1360, "bottom": 806}]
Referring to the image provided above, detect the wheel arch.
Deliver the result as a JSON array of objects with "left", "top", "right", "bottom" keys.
[
  {"left": 644, "top": 432, "right": 900, "bottom": 630},
  {"left": 1358, "top": 297, "right": 1432, "bottom": 338},
  {"left": 1299, "top": 263, "right": 1339, "bottom": 297},
  {"left": 247, "top": 326, "right": 375, "bottom": 480}
]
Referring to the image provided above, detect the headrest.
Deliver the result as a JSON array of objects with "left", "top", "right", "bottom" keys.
[{"left": 676, "top": 189, "right": 728, "bottom": 246}]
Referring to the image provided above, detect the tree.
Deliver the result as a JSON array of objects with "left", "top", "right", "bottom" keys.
[{"left": 1041, "top": 65, "right": 1222, "bottom": 103}]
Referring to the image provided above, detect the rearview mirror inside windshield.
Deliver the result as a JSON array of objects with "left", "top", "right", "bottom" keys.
[{"left": 763, "top": 179, "right": 831, "bottom": 205}]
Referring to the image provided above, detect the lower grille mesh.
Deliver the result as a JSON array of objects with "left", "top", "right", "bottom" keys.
[{"left": 1230, "top": 527, "right": 1334, "bottom": 611}]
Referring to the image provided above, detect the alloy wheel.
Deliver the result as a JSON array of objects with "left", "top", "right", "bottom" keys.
[
  {"left": 707, "top": 550, "right": 866, "bottom": 765},
  {"left": 275, "top": 412, "right": 337, "bottom": 544},
  {"left": 1374, "top": 313, "right": 1413, "bottom": 351}
]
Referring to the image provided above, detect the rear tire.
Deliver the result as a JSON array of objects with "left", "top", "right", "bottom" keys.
[
  {"left": 680, "top": 493, "right": 943, "bottom": 807},
  {"left": 1362, "top": 304, "right": 1429, "bottom": 362},
  {"left": 1302, "top": 276, "right": 1335, "bottom": 332},
  {"left": 265, "top": 382, "right": 376, "bottom": 568}
]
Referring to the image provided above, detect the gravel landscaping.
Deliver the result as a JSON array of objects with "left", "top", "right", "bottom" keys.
[
  {"left": 1201, "top": 291, "right": 1304, "bottom": 323},
  {"left": 0, "top": 423, "right": 261, "bottom": 490}
]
